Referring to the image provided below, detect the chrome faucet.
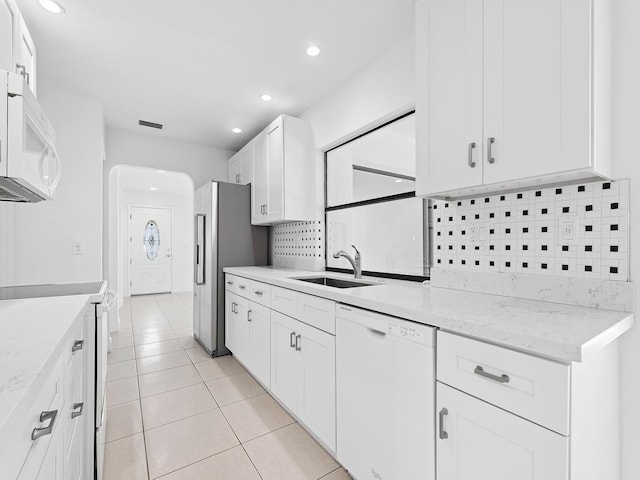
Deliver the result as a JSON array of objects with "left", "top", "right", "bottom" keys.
[{"left": 333, "top": 245, "right": 362, "bottom": 279}]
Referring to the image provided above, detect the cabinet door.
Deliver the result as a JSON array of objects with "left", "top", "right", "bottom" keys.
[
  {"left": 270, "top": 311, "right": 299, "bottom": 410},
  {"left": 249, "top": 302, "right": 271, "bottom": 387},
  {"left": 35, "top": 427, "right": 64, "bottom": 480},
  {"left": 416, "top": 0, "right": 483, "bottom": 196},
  {"left": 235, "top": 297, "right": 251, "bottom": 365},
  {"left": 265, "top": 119, "right": 284, "bottom": 220},
  {"left": 296, "top": 322, "right": 336, "bottom": 451},
  {"left": 241, "top": 144, "right": 254, "bottom": 185},
  {"left": 16, "top": 14, "right": 36, "bottom": 94},
  {"left": 0, "top": 0, "right": 18, "bottom": 73},
  {"left": 482, "top": 0, "right": 591, "bottom": 185},
  {"left": 228, "top": 154, "right": 242, "bottom": 184},
  {"left": 252, "top": 133, "right": 269, "bottom": 223},
  {"left": 437, "top": 383, "right": 568, "bottom": 480},
  {"left": 225, "top": 292, "right": 239, "bottom": 353}
]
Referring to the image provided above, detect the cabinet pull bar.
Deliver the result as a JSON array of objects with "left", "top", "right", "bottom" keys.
[
  {"left": 474, "top": 365, "right": 510, "bottom": 383},
  {"left": 254, "top": 290, "right": 263, "bottom": 296},
  {"left": 71, "top": 402, "right": 84, "bottom": 419},
  {"left": 32, "top": 410, "right": 58, "bottom": 441},
  {"left": 438, "top": 408, "right": 448, "bottom": 440},
  {"left": 247, "top": 310, "right": 252, "bottom": 322},
  {"left": 227, "top": 280, "right": 233, "bottom": 285},
  {"left": 72, "top": 339, "right": 84, "bottom": 352},
  {"left": 468, "top": 142, "right": 476, "bottom": 168},
  {"left": 239, "top": 285, "right": 246, "bottom": 290},
  {"left": 295, "top": 334, "right": 302, "bottom": 351},
  {"left": 290, "top": 331, "right": 296, "bottom": 348},
  {"left": 487, "top": 137, "right": 496, "bottom": 164}
]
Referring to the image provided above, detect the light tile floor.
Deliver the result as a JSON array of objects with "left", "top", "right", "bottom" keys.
[{"left": 104, "top": 293, "right": 351, "bottom": 480}]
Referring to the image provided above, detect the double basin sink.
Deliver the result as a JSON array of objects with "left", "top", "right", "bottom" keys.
[{"left": 294, "top": 276, "right": 379, "bottom": 289}]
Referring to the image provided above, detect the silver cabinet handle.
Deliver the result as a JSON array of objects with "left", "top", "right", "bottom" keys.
[
  {"left": 72, "top": 340, "right": 84, "bottom": 352},
  {"left": 487, "top": 137, "right": 496, "bottom": 164},
  {"left": 295, "top": 334, "right": 302, "bottom": 351},
  {"left": 474, "top": 365, "right": 510, "bottom": 383},
  {"left": 439, "top": 408, "right": 448, "bottom": 440},
  {"left": 231, "top": 302, "right": 238, "bottom": 314},
  {"left": 247, "top": 310, "right": 252, "bottom": 322},
  {"left": 71, "top": 402, "right": 84, "bottom": 419},
  {"left": 290, "top": 331, "right": 296, "bottom": 348},
  {"left": 468, "top": 142, "right": 477, "bottom": 168},
  {"left": 235, "top": 174, "right": 240, "bottom": 183},
  {"left": 254, "top": 290, "right": 263, "bottom": 296},
  {"left": 226, "top": 281, "right": 233, "bottom": 285},
  {"left": 32, "top": 410, "right": 58, "bottom": 440},
  {"left": 239, "top": 285, "right": 246, "bottom": 290}
]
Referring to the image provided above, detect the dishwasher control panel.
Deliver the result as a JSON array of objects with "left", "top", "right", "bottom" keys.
[{"left": 337, "top": 304, "right": 435, "bottom": 347}]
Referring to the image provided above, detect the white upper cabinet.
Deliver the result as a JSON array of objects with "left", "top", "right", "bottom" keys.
[
  {"left": 251, "top": 115, "right": 314, "bottom": 225},
  {"left": 228, "top": 141, "right": 253, "bottom": 185},
  {"left": 0, "top": 0, "right": 36, "bottom": 95},
  {"left": 416, "top": 0, "right": 611, "bottom": 198}
]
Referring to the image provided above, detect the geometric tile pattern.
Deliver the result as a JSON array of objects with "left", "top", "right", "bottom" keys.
[
  {"left": 432, "top": 179, "right": 630, "bottom": 281},
  {"left": 272, "top": 220, "right": 325, "bottom": 270}
]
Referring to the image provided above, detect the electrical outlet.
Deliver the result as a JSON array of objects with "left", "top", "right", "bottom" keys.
[
  {"left": 557, "top": 216, "right": 578, "bottom": 245},
  {"left": 72, "top": 241, "right": 83, "bottom": 255}
]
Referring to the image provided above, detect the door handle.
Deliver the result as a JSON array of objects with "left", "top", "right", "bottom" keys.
[
  {"left": 439, "top": 408, "right": 448, "bottom": 440},
  {"left": 474, "top": 365, "right": 510, "bottom": 383},
  {"left": 290, "top": 331, "right": 296, "bottom": 348},
  {"left": 468, "top": 142, "right": 476, "bottom": 168},
  {"left": 487, "top": 137, "right": 496, "bottom": 164},
  {"left": 254, "top": 290, "right": 263, "bottom": 296},
  {"left": 295, "top": 334, "right": 302, "bottom": 351},
  {"left": 247, "top": 310, "right": 252, "bottom": 322},
  {"left": 71, "top": 402, "right": 84, "bottom": 419},
  {"left": 72, "top": 340, "right": 84, "bottom": 352},
  {"left": 32, "top": 410, "right": 58, "bottom": 441}
]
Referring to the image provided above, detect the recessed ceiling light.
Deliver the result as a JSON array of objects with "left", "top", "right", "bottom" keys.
[
  {"left": 260, "top": 94, "right": 273, "bottom": 102},
  {"left": 38, "top": 0, "right": 65, "bottom": 14},
  {"left": 306, "top": 45, "right": 321, "bottom": 57},
  {"left": 149, "top": 187, "right": 158, "bottom": 191},
  {"left": 395, "top": 179, "right": 403, "bottom": 183},
  {"left": 232, "top": 127, "right": 242, "bottom": 134}
]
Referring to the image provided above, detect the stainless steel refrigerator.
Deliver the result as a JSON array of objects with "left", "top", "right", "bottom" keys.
[{"left": 193, "top": 181, "right": 268, "bottom": 356}]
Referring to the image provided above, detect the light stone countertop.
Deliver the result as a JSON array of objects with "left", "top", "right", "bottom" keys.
[
  {"left": 0, "top": 294, "right": 96, "bottom": 434},
  {"left": 224, "top": 266, "right": 634, "bottom": 363}
]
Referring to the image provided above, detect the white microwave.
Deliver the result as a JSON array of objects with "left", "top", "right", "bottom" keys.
[{"left": 0, "top": 70, "right": 60, "bottom": 202}]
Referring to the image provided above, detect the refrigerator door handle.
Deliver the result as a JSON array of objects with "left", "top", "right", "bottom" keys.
[{"left": 195, "top": 214, "right": 206, "bottom": 285}]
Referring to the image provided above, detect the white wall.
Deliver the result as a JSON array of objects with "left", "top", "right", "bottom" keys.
[
  {"left": 272, "top": 34, "right": 415, "bottom": 271},
  {"left": 0, "top": 89, "right": 104, "bottom": 286},
  {"left": 612, "top": 1, "right": 640, "bottom": 478},
  {"left": 105, "top": 128, "right": 233, "bottom": 189}
]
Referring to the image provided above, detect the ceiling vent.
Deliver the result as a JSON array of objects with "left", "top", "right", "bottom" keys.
[{"left": 138, "top": 120, "right": 163, "bottom": 130}]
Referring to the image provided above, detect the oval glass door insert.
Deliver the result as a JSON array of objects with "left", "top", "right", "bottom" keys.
[{"left": 143, "top": 220, "right": 160, "bottom": 260}]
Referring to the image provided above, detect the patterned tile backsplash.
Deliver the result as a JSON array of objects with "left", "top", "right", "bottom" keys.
[
  {"left": 431, "top": 179, "right": 630, "bottom": 281},
  {"left": 271, "top": 220, "right": 325, "bottom": 271}
]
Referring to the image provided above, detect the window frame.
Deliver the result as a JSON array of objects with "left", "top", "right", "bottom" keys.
[{"left": 323, "top": 110, "right": 430, "bottom": 282}]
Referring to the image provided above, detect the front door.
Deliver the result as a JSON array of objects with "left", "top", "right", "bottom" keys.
[{"left": 129, "top": 206, "right": 172, "bottom": 295}]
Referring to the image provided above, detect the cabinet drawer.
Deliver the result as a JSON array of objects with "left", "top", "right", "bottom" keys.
[
  {"left": 297, "top": 293, "right": 335, "bottom": 335},
  {"left": 437, "top": 331, "right": 570, "bottom": 435},
  {"left": 271, "top": 286, "right": 298, "bottom": 318},
  {"left": 249, "top": 281, "right": 270, "bottom": 307},
  {"left": 224, "top": 274, "right": 242, "bottom": 294}
]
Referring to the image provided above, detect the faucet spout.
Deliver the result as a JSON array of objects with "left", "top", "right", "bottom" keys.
[{"left": 332, "top": 245, "right": 362, "bottom": 279}]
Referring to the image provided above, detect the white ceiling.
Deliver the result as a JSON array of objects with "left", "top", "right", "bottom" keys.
[{"left": 17, "top": 0, "right": 415, "bottom": 151}]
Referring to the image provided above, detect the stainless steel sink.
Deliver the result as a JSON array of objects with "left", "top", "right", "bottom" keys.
[{"left": 293, "top": 276, "right": 379, "bottom": 289}]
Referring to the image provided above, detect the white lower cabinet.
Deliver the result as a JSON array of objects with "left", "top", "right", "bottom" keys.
[
  {"left": 271, "top": 310, "right": 336, "bottom": 451},
  {"left": 225, "top": 289, "right": 271, "bottom": 387},
  {"left": 437, "top": 382, "right": 568, "bottom": 480}
]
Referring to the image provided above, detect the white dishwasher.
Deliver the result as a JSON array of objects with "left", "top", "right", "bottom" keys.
[{"left": 336, "top": 304, "right": 436, "bottom": 480}]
